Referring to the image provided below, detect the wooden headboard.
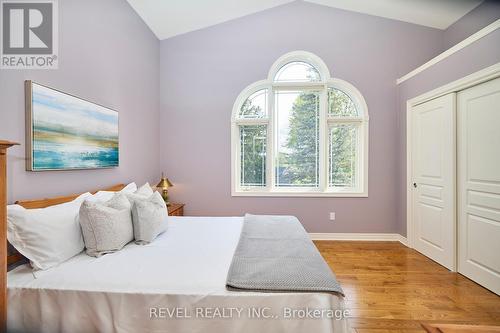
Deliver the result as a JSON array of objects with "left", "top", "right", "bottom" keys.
[
  {"left": 15, "top": 184, "right": 125, "bottom": 209},
  {"left": 8, "top": 184, "right": 126, "bottom": 266}
]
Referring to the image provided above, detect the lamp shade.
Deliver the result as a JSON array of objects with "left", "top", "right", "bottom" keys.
[{"left": 156, "top": 174, "right": 173, "bottom": 189}]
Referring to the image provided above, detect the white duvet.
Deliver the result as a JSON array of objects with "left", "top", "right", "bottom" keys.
[{"left": 8, "top": 216, "right": 348, "bottom": 333}]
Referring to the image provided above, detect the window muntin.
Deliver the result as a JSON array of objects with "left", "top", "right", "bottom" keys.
[
  {"left": 274, "top": 61, "right": 321, "bottom": 82},
  {"left": 239, "top": 89, "right": 268, "bottom": 119},
  {"left": 329, "top": 124, "right": 358, "bottom": 188},
  {"left": 275, "top": 90, "right": 320, "bottom": 187},
  {"left": 232, "top": 52, "right": 368, "bottom": 197},
  {"left": 328, "top": 88, "right": 358, "bottom": 117},
  {"left": 240, "top": 125, "right": 267, "bottom": 187}
]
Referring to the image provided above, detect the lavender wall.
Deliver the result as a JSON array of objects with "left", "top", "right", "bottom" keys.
[
  {"left": 159, "top": 1, "right": 443, "bottom": 233},
  {"left": 396, "top": 29, "right": 500, "bottom": 236},
  {"left": 2, "top": 0, "right": 492, "bottom": 234},
  {"left": 443, "top": 0, "right": 500, "bottom": 50},
  {"left": 0, "top": 0, "right": 161, "bottom": 203}
]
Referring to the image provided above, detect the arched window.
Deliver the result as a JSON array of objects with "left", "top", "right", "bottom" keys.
[{"left": 231, "top": 51, "right": 368, "bottom": 196}]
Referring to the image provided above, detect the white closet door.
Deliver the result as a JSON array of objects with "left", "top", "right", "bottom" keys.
[
  {"left": 458, "top": 77, "right": 500, "bottom": 295},
  {"left": 411, "top": 93, "right": 456, "bottom": 270}
]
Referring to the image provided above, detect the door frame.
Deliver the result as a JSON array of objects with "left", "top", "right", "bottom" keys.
[{"left": 406, "top": 62, "right": 500, "bottom": 270}]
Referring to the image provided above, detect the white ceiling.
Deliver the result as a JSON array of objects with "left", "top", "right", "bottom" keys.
[
  {"left": 306, "top": 0, "right": 483, "bottom": 29},
  {"left": 127, "top": 0, "right": 484, "bottom": 40},
  {"left": 126, "top": 0, "right": 292, "bottom": 40}
]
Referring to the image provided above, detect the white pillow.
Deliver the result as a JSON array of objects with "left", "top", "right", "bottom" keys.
[
  {"left": 87, "top": 191, "right": 115, "bottom": 203},
  {"left": 73, "top": 192, "right": 94, "bottom": 203},
  {"left": 79, "top": 193, "right": 134, "bottom": 257},
  {"left": 86, "top": 183, "right": 140, "bottom": 203},
  {"left": 136, "top": 182, "right": 154, "bottom": 196},
  {"left": 132, "top": 192, "right": 168, "bottom": 245},
  {"left": 7, "top": 192, "right": 93, "bottom": 270},
  {"left": 121, "top": 182, "right": 137, "bottom": 193},
  {"left": 125, "top": 182, "right": 155, "bottom": 204}
]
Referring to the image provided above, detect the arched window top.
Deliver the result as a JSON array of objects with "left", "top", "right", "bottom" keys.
[
  {"left": 232, "top": 51, "right": 369, "bottom": 197},
  {"left": 328, "top": 88, "right": 357, "bottom": 117},
  {"left": 238, "top": 88, "right": 268, "bottom": 119},
  {"left": 267, "top": 51, "right": 331, "bottom": 82},
  {"left": 274, "top": 61, "right": 321, "bottom": 82},
  {"left": 327, "top": 78, "right": 368, "bottom": 119}
]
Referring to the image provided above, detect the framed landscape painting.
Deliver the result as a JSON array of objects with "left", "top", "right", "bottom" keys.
[{"left": 25, "top": 81, "right": 119, "bottom": 171}]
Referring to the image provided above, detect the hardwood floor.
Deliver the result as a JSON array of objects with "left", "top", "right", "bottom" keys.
[{"left": 314, "top": 241, "right": 500, "bottom": 333}]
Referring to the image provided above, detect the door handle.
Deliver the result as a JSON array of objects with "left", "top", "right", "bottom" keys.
[{"left": 413, "top": 182, "right": 417, "bottom": 188}]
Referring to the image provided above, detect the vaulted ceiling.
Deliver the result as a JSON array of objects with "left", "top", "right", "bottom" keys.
[{"left": 127, "top": 0, "right": 483, "bottom": 40}]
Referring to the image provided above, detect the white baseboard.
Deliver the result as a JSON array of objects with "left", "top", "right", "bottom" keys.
[{"left": 310, "top": 233, "right": 408, "bottom": 246}]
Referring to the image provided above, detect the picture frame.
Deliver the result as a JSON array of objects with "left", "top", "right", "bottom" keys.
[{"left": 25, "top": 80, "right": 119, "bottom": 171}]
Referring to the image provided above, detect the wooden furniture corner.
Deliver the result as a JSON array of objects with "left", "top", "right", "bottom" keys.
[
  {"left": 0, "top": 141, "right": 19, "bottom": 332},
  {"left": 168, "top": 203, "right": 185, "bottom": 216}
]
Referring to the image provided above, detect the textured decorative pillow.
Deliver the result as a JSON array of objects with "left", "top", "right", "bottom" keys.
[
  {"left": 132, "top": 192, "right": 168, "bottom": 245},
  {"left": 7, "top": 192, "right": 92, "bottom": 270},
  {"left": 125, "top": 182, "right": 155, "bottom": 204},
  {"left": 79, "top": 193, "right": 134, "bottom": 257}
]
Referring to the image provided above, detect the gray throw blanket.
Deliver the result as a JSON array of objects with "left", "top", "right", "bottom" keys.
[{"left": 226, "top": 214, "right": 344, "bottom": 296}]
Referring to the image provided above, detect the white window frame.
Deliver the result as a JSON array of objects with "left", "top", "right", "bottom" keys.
[{"left": 231, "top": 51, "right": 369, "bottom": 197}]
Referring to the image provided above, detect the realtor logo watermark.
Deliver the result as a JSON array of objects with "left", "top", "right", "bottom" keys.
[{"left": 1, "top": 0, "right": 58, "bottom": 69}]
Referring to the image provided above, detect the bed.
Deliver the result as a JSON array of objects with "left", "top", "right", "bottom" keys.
[{"left": 6, "top": 186, "right": 348, "bottom": 333}]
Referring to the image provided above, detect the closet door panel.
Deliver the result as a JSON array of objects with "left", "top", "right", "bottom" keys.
[
  {"left": 411, "top": 93, "right": 456, "bottom": 270},
  {"left": 458, "top": 77, "right": 500, "bottom": 295}
]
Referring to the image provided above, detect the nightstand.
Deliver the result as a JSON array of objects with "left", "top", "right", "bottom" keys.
[{"left": 168, "top": 203, "right": 185, "bottom": 216}]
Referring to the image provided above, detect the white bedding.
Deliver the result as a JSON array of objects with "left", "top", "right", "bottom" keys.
[{"left": 8, "top": 216, "right": 349, "bottom": 333}]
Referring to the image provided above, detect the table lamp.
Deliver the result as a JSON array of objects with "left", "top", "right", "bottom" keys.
[{"left": 156, "top": 173, "right": 173, "bottom": 205}]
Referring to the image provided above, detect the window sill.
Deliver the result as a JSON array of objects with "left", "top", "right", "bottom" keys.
[{"left": 231, "top": 190, "right": 368, "bottom": 198}]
